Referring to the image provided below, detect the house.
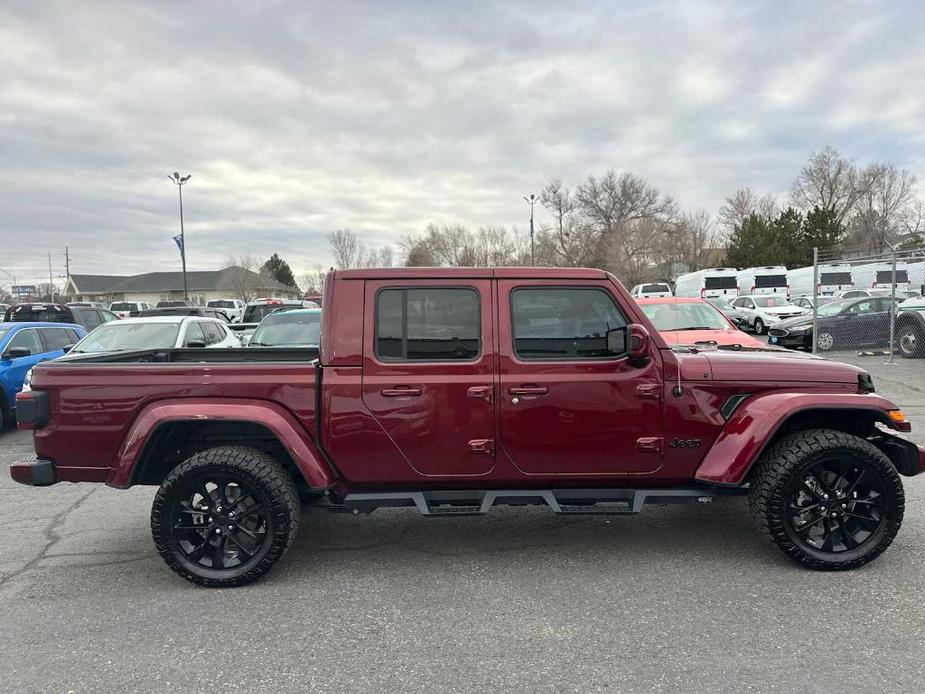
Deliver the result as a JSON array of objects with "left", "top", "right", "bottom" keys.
[{"left": 62, "top": 266, "right": 301, "bottom": 305}]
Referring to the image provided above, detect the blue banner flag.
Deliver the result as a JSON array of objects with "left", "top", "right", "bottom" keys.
[{"left": 173, "top": 234, "right": 184, "bottom": 254}]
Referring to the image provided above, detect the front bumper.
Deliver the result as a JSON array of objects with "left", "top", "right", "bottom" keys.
[
  {"left": 767, "top": 329, "right": 812, "bottom": 350},
  {"left": 10, "top": 456, "right": 57, "bottom": 486}
]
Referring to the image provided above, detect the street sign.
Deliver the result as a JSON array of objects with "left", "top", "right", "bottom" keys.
[{"left": 12, "top": 285, "right": 36, "bottom": 296}]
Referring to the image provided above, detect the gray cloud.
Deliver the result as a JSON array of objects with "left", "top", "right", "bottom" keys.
[{"left": 1, "top": 0, "right": 923, "bottom": 286}]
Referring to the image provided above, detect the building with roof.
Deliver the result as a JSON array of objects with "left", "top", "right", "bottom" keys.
[{"left": 63, "top": 266, "right": 300, "bottom": 305}]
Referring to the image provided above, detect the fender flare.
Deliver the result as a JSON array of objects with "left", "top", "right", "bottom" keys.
[
  {"left": 108, "top": 398, "right": 337, "bottom": 489},
  {"left": 694, "top": 392, "right": 903, "bottom": 486}
]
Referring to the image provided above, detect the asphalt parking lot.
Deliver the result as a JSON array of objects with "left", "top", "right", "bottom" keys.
[{"left": 1, "top": 354, "right": 924, "bottom": 693}]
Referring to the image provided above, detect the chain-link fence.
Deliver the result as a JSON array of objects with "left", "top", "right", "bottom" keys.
[{"left": 769, "top": 246, "right": 925, "bottom": 360}]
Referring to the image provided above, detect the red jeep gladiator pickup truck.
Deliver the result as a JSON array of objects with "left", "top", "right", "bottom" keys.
[{"left": 12, "top": 268, "right": 925, "bottom": 587}]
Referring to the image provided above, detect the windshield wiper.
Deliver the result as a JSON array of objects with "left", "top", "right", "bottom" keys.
[{"left": 663, "top": 326, "right": 715, "bottom": 331}]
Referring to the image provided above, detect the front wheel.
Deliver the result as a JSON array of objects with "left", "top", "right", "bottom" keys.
[
  {"left": 753, "top": 318, "right": 765, "bottom": 335},
  {"left": 816, "top": 331, "right": 835, "bottom": 351},
  {"left": 748, "top": 429, "right": 904, "bottom": 570},
  {"left": 897, "top": 322, "right": 924, "bottom": 358},
  {"left": 151, "top": 446, "right": 301, "bottom": 587}
]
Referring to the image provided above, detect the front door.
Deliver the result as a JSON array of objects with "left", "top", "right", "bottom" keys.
[
  {"left": 497, "top": 280, "right": 664, "bottom": 476},
  {"left": 361, "top": 279, "right": 496, "bottom": 477}
]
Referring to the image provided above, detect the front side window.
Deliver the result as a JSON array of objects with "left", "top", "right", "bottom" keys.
[
  {"left": 183, "top": 321, "right": 206, "bottom": 346},
  {"left": 7, "top": 329, "right": 43, "bottom": 356},
  {"left": 511, "top": 287, "right": 627, "bottom": 360},
  {"left": 376, "top": 287, "right": 480, "bottom": 361}
]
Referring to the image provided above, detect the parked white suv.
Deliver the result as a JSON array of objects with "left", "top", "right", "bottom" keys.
[
  {"left": 731, "top": 294, "right": 808, "bottom": 334},
  {"left": 68, "top": 315, "right": 241, "bottom": 353},
  {"left": 109, "top": 301, "right": 153, "bottom": 318},
  {"left": 207, "top": 298, "right": 246, "bottom": 323},
  {"left": 630, "top": 282, "right": 673, "bottom": 299}
]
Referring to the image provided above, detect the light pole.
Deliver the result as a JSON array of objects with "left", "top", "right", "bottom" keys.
[
  {"left": 168, "top": 172, "right": 192, "bottom": 300},
  {"left": 0, "top": 266, "right": 15, "bottom": 299},
  {"left": 524, "top": 193, "right": 536, "bottom": 266}
]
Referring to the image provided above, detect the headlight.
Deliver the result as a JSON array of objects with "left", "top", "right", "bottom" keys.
[
  {"left": 788, "top": 325, "right": 811, "bottom": 333},
  {"left": 22, "top": 368, "right": 33, "bottom": 392}
]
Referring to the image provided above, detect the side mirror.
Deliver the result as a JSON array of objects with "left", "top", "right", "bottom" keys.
[
  {"left": 627, "top": 323, "right": 650, "bottom": 359},
  {"left": 185, "top": 340, "right": 206, "bottom": 348},
  {"left": 3, "top": 347, "right": 31, "bottom": 359},
  {"left": 63, "top": 344, "right": 76, "bottom": 353},
  {"left": 606, "top": 327, "right": 627, "bottom": 355}
]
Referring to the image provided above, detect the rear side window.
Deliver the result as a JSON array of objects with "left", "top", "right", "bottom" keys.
[
  {"left": 38, "top": 328, "right": 73, "bottom": 351},
  {"left": 201, "top": 322, "right": 224, "bottom": 345},
  {"left": 376, "top": 288, "right": 480, "bottom": 361},
  {"left": 511, "top": 288, "right": 627, "bottom": 360}
]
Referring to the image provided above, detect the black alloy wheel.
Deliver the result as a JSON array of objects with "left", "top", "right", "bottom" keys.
[
  {"left": 785, "top": 458, "right": 886, "bottom": 554},
  {"left": 749, "top": 429, "right": 904, "bottom": 570},
  {"left": 152, "top": 446, "right": 300, "bottom": 587}
]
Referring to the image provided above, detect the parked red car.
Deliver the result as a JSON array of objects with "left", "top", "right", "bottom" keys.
[
  {"left": 12, "top": 268, "right": 924, "bottom": 587},
  {"left": 636, "top": 297, "right": 765, "bottom": 348}
]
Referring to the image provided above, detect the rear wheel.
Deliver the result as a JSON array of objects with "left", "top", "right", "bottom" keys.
[
  {"left": 897, "top": 322, "right": 924, "bottom": 358},
  {"left": 749, "top": 429, "right": 903, "bottom": 570},
  {"left": 151, "top": 446, "right": 301, "bottom": 587},
  {"left": 753, "top": 318, "right": 765, "bottom": 335}
]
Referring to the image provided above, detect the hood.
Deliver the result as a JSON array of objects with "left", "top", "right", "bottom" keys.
[
  {"left": 696, "top": 349, "right": 864, "bottom": 383},
  {"left": 660, "top": 328, "right": 764, "bottom": 348},
  {"left": 760, "top": 306, "right": 806, "bottom": 317},
  {"left": 776, "top": 313, "right": 815, "bottom": 329}
]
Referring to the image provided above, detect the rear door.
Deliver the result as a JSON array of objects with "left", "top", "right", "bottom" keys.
[
  {"left": 361, "top": 279, "right": 496, "bottom": 477},
  {"left": 497, "top": 280, "right": 664, "bottom": 476}
]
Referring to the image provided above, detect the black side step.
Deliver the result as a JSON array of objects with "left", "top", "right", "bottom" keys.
[{"left": 341, "top": 488, "right": 744, "bottom": 517}]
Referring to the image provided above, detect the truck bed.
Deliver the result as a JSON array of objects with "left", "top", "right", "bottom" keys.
[{"left": 26, "top": 348, "right": 320, "bottom": 484}]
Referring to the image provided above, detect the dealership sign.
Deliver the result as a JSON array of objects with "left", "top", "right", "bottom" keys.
[{"left": 11, "top": 285, "right": 37, "bottom": 296}]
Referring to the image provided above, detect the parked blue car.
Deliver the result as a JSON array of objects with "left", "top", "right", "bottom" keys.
[{"left": 0, "top": 322, "right": 87, "bottom": 425}]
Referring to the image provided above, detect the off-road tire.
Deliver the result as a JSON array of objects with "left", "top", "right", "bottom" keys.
[
  {"left": 748, "top": 429, "right": 904, "bottom": 570},
  {"left": 897, "top": 321, "right": 924, "bottom": 359},
  {"left": 151, "top": 446, "right": 301, "bottom": 587},
  {"left": 753, "top": 318, "right": 765, "bottom": 335}
]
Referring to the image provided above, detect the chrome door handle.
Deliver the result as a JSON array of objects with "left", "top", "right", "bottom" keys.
[
  {"left": 509, "top": 385, "right": 549, "bottom": 397},
  {"left": 381, "top": 386, "right": 422, "bottom": 397}
]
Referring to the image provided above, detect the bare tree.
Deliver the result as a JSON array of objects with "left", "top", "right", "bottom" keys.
[
  {"left": 328, "top": 229, "right": 364, "bottom": 269},
  {"left": 299, "top": 266, "right": 330, "bottom": 297},
  {"left": 790, "top": 146, "right": 862, "bottom": 225},
  {"left": 675, "top": 209, "right": 723, "bottom": 271},
  {"left": 221, "top": 255, "right": 265, "bottom": 301},
  {"left": 718, "top": 188, "right": 777, "bottom": 232},
  {"left": 847, "top": 163, "right": 917, "bottom": 252}
]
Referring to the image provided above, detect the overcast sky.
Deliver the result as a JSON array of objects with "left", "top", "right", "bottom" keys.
[{"left": 2, "top": 0, "right": 924, "bottom": 287}]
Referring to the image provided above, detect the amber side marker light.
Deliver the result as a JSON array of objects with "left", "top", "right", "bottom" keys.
[{"left": 887, "top": 410, "right": 912, "bottom": 432}]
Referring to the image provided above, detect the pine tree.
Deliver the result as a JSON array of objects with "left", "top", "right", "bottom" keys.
[{"left": 262, "top": 253, "right": 297, "bottom": 287}]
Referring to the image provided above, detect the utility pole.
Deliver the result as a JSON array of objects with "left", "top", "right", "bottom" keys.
[
  {"left": 524, "top": 193, "right": 537, "bottom": 266},
  {"left": 63, "top": 246, "right": 70, "bottom": 297},
  {"left": 48, "top": 252, "right": 55, "bottom": 303},
  {"left": 168, "top": 172, "right": 192, "bottom": 300}
]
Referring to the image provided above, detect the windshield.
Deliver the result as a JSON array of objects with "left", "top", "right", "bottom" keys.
[
  {"left": 72, "top": 322, "right": 181, "bottom": 353},
  {"left": 816, "top": 299, "right": 853, "bottom": 317},
  {"left": 640, "top": 302, "right": 729, "bottom": 331},
  {"left": 753, "top": 296, "right": 791, "bottom": 308},
  {"left": 642, "top": 284, "right": 669, "bottom": 293},
  {"left": 244, "top": 303, "right": 296, "bottom": 323},
  {"left": 250, "top": 311, "right": 321, "bottom": 347}
]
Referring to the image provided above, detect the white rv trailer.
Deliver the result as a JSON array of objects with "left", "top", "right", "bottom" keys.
[
  {"left": 673, "top": 267, "right": 739, "bottom": 299},
  {"left": 852, "top": 261, "right": 911, "bottom": 293},
  {"left": 736, "top": 266, "right": 788, "bottom": 295},
  {"left": 786, "top": 263, "right": 854, "bottom": 298}
]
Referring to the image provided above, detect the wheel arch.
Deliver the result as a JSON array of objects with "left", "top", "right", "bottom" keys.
[
  {"left": 110, "top": 398, "right": 338, "bottom": 490},
  {"left": 694, "top": 392, "right": 908, "bottom": 486}
]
